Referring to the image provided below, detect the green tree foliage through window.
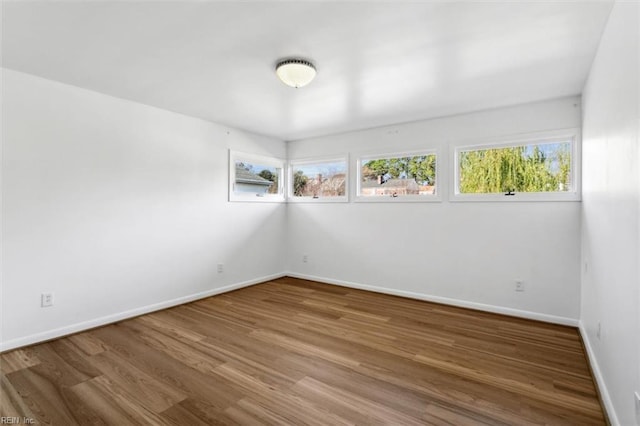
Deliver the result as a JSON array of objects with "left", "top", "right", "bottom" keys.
[
  {"left": 458, "top": 141, "right": 571, "bottom": 194},
  {"left": 257, "top": 169, "right": 279, "bottom": 194},
  {"left": 293, "top": 170, "right": 308, "bottom": 196},
  {"left": 362, "top": 155, "right": 436, "bottom": 185}
]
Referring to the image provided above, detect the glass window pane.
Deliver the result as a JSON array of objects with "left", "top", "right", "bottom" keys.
[
  {"left": 229, "top": 150, "right": 285, "bottom": 202},
  {"left": 359, "top": 154, "right": 437, "bottom": 197},
  {"left": 291, "top": 159, "right": 347, "bottom": 198},
  {"left": 234, "top": 161, "right": 281, "bottom": 195},
  {"left": 458, "top": 140, "right": 572, "bottom": 194}
]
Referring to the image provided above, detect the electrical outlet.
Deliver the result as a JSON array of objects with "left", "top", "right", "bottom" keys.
[
  {"left": 302, "top": 254, "right": 308, "bottom": 263},
  {"left": 515, "top": 280, "right": 525, "bottom": 292},
  {"left": 217, "top": 264, "right": 224, "bottom": 273},
  {"left": 597, "top": 322, "right": 601, "bottom": 340},
  {"left": 41, "top": 293, "right": 54, "bottom": 307}
]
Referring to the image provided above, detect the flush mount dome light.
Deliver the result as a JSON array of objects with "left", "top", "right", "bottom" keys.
[{"left": 276, "top": 59, "right": 316, "bottom": 88}]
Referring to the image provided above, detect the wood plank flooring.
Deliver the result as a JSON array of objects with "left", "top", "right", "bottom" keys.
[{"left": 1, "top": 277, "right": 606, "bottom": 425}]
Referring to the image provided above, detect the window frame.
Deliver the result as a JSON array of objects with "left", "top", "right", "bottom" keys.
[
  {"left": 451, "top": 128, "right": 581, "bottom": 202},
  {"left": 355, "top": 149, "right": 441, "bottom": 203},
  {"left": 228, "top": 150, "right": 286, "bottom": 203},
  {"left": 288, "top": 155, "right": 349, "bottom": 203}
]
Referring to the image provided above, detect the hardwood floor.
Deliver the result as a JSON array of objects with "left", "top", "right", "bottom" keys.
[{"left": 1, "top": 277, "right": 606, "bottom": 425}]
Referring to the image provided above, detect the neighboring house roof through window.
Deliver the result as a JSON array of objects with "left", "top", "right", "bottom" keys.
[{"left": 235, "top": 166, "right": 273, "bottom": 187}]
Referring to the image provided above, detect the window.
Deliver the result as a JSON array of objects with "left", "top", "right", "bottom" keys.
[
  {"left": 453, "top": 129, "right": 580, "bottom": 201},
  {"left": 229, "top": 150, "right": 285, "bottom": 202},
  {"left": 289, "top": 157, "right": 348, "bottom": 202},
  {"left": 356, "top": 151, "right": 439, "bottom": 202}
]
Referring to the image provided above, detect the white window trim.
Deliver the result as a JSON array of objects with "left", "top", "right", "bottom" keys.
[
  {"left": 229, "top": 150, "right": 286, "bottom": 203},
  {"left": 450, "top": 128, "right": 581, "bottom": 202},
  {"left": 354, "top": 149, "right": 441, "bottom": 203},
  {"left": 288, "top": 155, "right": 349, "bottom": 203}
]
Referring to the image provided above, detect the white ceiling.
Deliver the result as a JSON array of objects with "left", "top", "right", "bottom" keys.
[{"left": 2, "top": 1, "right": 613, "bottom": 141}]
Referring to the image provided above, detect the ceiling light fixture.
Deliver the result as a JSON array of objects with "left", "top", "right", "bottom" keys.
[{"left": 275, "top": 59, "right": 316, "bottom": 88}]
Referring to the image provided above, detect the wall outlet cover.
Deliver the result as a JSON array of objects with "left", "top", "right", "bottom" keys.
[{"left": 41, "top": 293, "right": 54, "bottom": 307}]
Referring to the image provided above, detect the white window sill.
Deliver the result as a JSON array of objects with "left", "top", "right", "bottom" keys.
[
  {"left": 450, "top": 192, "right": 581, "bottom": 202},
  {"left": 354, "top": 195, "right": 442, "bottom": 203},
  {"left": 288, "top": 196, "right": 349, "bottom": 203}
]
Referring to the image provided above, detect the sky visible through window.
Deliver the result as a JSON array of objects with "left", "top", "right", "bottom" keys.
[
  {"left": 235, "top": 161, "right": 278, "bottom": 176},
  {"left": 293, "top": 161, "right": 346, "bottom": 178}
]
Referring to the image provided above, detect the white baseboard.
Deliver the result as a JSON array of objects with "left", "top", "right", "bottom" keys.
[
  {"left": 2, "top": 271, "right": 580, "bottom": 352},
  {"left": 285, "top": 272, "right": 580, "bottom": 327},
  {"left": 578, "top": 321, "right": 619, "bottom": 426},
  {"left": 0, "top": 272, "right": 286, "bottom": 353}
]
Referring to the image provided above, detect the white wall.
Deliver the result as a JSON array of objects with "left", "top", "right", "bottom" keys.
[
  {"left": 580, "top": 2, "right": 640, "bottom": 424},
  {"left": 1, "top": 69, "right": 287, "bottom": 351},
  {"left": 287, "top": 97, "right": 582, "bottom": 323}
]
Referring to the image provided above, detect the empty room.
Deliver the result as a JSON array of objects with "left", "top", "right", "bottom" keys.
[{"left": 1, "top": 1, "right": 639, "bottom": 425}]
